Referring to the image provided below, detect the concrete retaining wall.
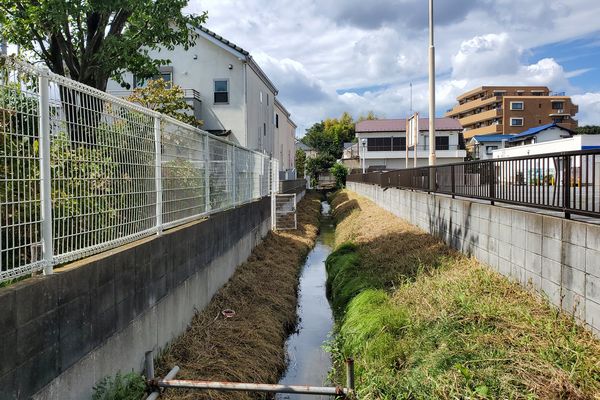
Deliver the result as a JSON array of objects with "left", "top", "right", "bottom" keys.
[
  {"left": 348, "top": 182, "right": 600, "bottom": 337},
  {"left": 0, "top": 198, "right": 271, "bottom": 400}
]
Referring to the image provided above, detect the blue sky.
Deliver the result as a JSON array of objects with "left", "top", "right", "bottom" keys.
[{"left": 188, "top": 0, "right": 600, "bottom": 133}]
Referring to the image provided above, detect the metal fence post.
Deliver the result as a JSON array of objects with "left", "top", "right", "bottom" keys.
[
  {"left": 38, "top": 72, "right": 53, "bottom": 275},
  {"left": 232, "top": 147, "right": 237, "bottom": 205},
  {"left": 489, "top": 161, "right": 496, "bottom": 205},
  {"left": 204, "top": 134, "right": 211, "bottom": 213},
  {"left": 451, "top": 165, "right": 455, "bottom": 199},
  {"left": 563, "top": 155, "right": 571, "bottom": 219},
  {"left": 154, "top": 116, "right": 163, "bottom": 233}
]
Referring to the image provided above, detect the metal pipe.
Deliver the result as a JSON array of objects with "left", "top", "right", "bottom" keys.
[
  {"left": 345, "top": 358, "right": 355, "bottom": 392},
  {"left": 157, "top": 380, "right": 350, "bottom": 396},
  {"left": 145, "top": 351, "right": 155, "bottom": 380},
  {"left": 38, "top": 72, "right": 54, "bottom": 275},
  {"left": 147, "top": 366, "right": 180, "bottom": 400}
]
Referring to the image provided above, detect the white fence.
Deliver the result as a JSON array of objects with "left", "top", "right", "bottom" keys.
[{"left": 0, "top": 57, "right": 274, "bottom": 282}]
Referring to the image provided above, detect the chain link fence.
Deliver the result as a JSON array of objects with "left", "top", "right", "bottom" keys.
[{"left": 0, "top": 57, "right": 274, "bottom": 282}]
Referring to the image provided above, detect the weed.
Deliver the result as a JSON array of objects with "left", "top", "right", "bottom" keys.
[{"left": 92, "top": 372, "right": 146, "bottom": 400}]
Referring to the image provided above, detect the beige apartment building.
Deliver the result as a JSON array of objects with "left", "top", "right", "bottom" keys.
[{"left": 445, "top": 86, "right": 578, "bottom": 139}]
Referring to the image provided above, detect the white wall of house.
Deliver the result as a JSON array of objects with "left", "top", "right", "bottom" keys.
[
  {"left": 245, "top": 64, "right": 276, "bottom": 155},
  {"left": 509, "top": 127, "right": 571, "bottom": 147},
  {"left": 356, "top": 130, "right": 466, "bottom": 170},
  {"left": 274, "top": 100, "right": 296, "bottom": 172},
  {"left": 493, "top": 135, "right": 600, "bottom": 158},
  {"left": 106, "top": 29, "right": 279, "bottom": 155}
]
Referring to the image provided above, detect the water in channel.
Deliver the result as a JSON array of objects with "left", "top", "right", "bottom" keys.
[{"left": 277, "top": 200, "right": 335, "bottom": 399}]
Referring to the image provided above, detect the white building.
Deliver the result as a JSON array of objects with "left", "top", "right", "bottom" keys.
[
  {"left": 505, "top": 123, "right": 573, "bottom": 147},
  {"left": 355, "top": 118, "right": 467, "bottom": 170},
  {"left": 107, "top": 26, "right": 295, "bottom": 161},
  {"left": 468, "top": 134, "right": 515, "bottom": 160},
  {"left": 493, "top": 134, "right": 600, "bottom": 159},
  {"left": 274, "top": 99, "right": 297, "bottom": 178}
]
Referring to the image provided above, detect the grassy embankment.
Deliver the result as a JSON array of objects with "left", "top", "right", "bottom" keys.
[
  {"left": 326, "top": 190, "right": 600, "bottom": 399},
  {"left": 155, "top": 192, "right": 322, "bottom": 400}
]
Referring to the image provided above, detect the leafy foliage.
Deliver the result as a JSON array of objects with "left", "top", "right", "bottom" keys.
[
  {"left": 305, "top": 153, "right": 335, "bottom": 187},
  {"left": 295, "top": 148, "right": 306, "bottom": 178},
  {"left": 330, "top": 162, "right": 348, "bottom": 189},
  {"left": 92, "top": 372, "right": 146, "bottom": 400},
  {"left": 127, "top": 79, "right": 203, "bottom": 127},
  {"left": 0, "top": 1, "right": 207, "bottom": 90},
  {"left": 575, "top": 125, "right": 600, "bottom": 135}
]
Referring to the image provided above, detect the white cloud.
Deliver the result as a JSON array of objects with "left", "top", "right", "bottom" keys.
[
  {"left": 572, "top": 93, "right": 600, "bottom": 125},
  {"left": 187, "top": 0, "right": 600, "bottom": 134}
]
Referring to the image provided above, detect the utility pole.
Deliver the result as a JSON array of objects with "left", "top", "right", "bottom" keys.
[
  {"left": 428, "top": 0, "right": 436, "bottom": 168},
  {"left": 428, "top": 0, "right": 436, "bottom": 192}
]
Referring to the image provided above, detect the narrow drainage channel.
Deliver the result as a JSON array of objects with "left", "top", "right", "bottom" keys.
[{"left": 277, "top": 199, "right": 335, "bottom": 399}]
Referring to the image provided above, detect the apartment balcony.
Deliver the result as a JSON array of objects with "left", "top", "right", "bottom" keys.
[
  {"left": 445, "top": 96, "right": 502, "bottom": 117},
  {"left": 108, "top": 88, "right": 202, "bottom": 121},
  {"left": 363, "top": 145, "right": 467, "bottom": 160},
  {"left": 463, "top": 124, "right": 503, "bottom": 139},
  {"left": 459, "top": 108, "right": 502, "bottom": 127}
]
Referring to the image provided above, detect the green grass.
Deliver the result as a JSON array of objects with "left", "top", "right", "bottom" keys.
[{"left": 326, "top": 190, "right": 600, "bottom": 400}]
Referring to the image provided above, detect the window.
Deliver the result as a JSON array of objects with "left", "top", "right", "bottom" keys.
[
  {"left": 367, "top": 137, "right": 392, "bottom": 151},
  {"left": 275, "top": 113, "right": 279, "bottom": 128},
  {"left": 552, "top": 101, "right": 564, "bottom": 109},
  {"left": 260, "top": 91, "right": 263, "bottom": 103},
  {"left": 214, "top": 80, "right": 229, "bottom": 103},
  {"left": 435, "top": 136, "right": 449, "bottom": 150},
  {"left": 510, "top": 101, "right": 524, "bottom": 110},
  {"left": 553, "top": 117, "right": 564, "bottom": 123},
  {"left": 485, "top": 145, "right": 498, "bottom": 155},
  {"left": 134, "top": 69, "right": 173, "bottom": 89},
  {"left": 392, "top": 137, "right": 406, "bottom": 151},
  {"left": 263, "top": 123, "right": 267, "bottom": 136},
  {"left": 510, "top": 117, "right": 523, "bottom": 126}
]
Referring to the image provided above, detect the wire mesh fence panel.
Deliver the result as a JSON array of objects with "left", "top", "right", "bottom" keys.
[
  {"left": 161, "top": 118, "right": 207, "bottom": 227},
  {"left": 0, "top": 57, "right": 275, "bottom": 283},
  {"left": 47, "top": 75, "right": 157, "bottom": 264},
  {"left": 0, "top": 61, "right": 44, "bottom": 280},
  {"left": 274, "top": 194, "right": 296, "bottom": 230}
]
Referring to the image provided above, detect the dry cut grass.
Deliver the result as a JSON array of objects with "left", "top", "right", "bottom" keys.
[
  {"left": 327, "top": 190, "right": 600, "bottom": 399},
  {"left": 156, "top": 192, "right": 322, "bottom": 400}
]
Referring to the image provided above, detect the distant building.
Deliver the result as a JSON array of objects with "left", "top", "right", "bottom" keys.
[
  {"left": 506, "top": 123, "right": 574, "bottom": 147},
  {"left": 107, "top": 26, "right": 296, "bottom": 165},
  {"left": 274, "top": 99, "right": 297, "bottom": 178},
  {"left": 296, "top": 141, "right": 318, "bottom": 159},
  {"left": 355, "top": 118, "right": 467, "bottom": 170},
  {"left": 341, "top": 142, "right": 360, "bottom": 170},
  {"left": 445, "top": 86, "right": 578, "bottom": 139},
  {"left": 467, "top": 134, "right": 515, "bottom": 160}
]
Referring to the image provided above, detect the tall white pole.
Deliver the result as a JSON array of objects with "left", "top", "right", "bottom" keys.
[{"left": 428, "top": 0, "right": 436, "bottom": 167}]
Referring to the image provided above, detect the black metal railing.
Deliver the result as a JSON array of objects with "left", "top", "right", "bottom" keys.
[{"left": 348, "top": 149, "right": 600, "bottom": 219}]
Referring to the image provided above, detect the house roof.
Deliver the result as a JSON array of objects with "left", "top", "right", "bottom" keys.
[
  {"left": 198, "top": 26, "right": 250, "bottom": 56},
  {"left": 296, "top": 141, "right": 315, "bottom": 151},
  {"left": 356, "top": 118, "right": 462, "bottom": 133},
  {"left": 508, "top": 123, "right": 574, "bottom": 142},
  {"left": 470, "top": 134, "right": 515, "bottom": 143}
]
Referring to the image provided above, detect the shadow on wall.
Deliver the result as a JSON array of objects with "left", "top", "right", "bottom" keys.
[{"left": 427, "top": 199, "right": 479, "bottom": 257}]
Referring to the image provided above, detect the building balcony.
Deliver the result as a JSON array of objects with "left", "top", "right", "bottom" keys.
[
  {"left": 445, "top": 96, "right": 503, "bottom": 117},
  {"left": 459, "top": 108, "right": 502, "bottom": 126},
  {"left": 463, "top": 124, "right": 503, "bottom": 139}
]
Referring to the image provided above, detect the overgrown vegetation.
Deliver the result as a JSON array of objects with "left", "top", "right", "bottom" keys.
[
  {"left": 326, "top": 190, "right": 600, "bottom": 399},
  {"left": 92, "top": 372, "right": 146, "bottom": 400},
  {"left": 156, "top": 193, "right": 322, "bottom": 400},
  {"left": 330, "top": 162, "right": 348, "bottom": 189}
]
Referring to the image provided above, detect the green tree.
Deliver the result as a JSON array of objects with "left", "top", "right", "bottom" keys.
[
  {"left": 0, "top": 1, "right": 207, "bottom": 91},
  {"left": 126, "top": 78, "right": 203, "bottom": 127},
  {"left": 295, "top": 148, "right": 306, "bottom": 177},
  {"left": 330, "top": 162, "right": 348, "bottom": 189},
  {"left": 575, "top": 125, "right": 600, "bottom": 135},
  {"left": 305, "top": 153, "right": 336, "bottom": 187}
]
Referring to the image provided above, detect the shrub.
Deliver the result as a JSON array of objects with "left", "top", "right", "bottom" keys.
[{"left": 92, "top": 372, "right": 146, "bottom": 400}]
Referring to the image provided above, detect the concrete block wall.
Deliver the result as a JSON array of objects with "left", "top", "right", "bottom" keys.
[
  {"left": 348, "top": 182, "right": 600, "bottom": 337},
  {"left": 0, "top": 198, "right": 271, "bottom": 400}
]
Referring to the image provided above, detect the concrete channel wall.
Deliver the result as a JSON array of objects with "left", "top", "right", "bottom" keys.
[
  {"left": 348, "top": 182, "right": 600, "bottom": 337},
  {"left": 0, "top": 197, "right": 271, "bottom": 400}
]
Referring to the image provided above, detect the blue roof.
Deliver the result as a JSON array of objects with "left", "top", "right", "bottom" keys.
[
  {"left": 471, "top": 134, "right": 515, "bottom": 143},
  {"left": 508, "top": 123, "right": 572, "bottom": 142}
]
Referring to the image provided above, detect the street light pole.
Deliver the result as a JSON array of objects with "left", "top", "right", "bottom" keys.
[
  {"left": 428, "top": 0, "right": 436, "bottom": 167},
  {"left": 428, "top": 0, "right": 436, "bottom": 192},
  {"left": 361, "top": 139, "right": 367, "bottom": 174}
]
